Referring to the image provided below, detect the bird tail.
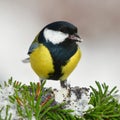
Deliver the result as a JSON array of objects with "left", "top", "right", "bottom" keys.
[{"left": 22, "top": 58, "right": 30, "bottom": 63}]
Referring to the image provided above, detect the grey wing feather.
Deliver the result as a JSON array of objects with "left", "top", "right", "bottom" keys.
[
  {"left": 28, "top": 42, "right": 39, "bottom": 54},
  {"left": 28, "top": 33, "right": 40, "bottom": 54},
  {"left": 23, "top": 33, "right": 40, "bottom": 63}
]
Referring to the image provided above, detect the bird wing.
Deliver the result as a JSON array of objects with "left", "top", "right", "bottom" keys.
[
  {"left": 22, "top": 41, "right": 39, "bottom": 63},
  {"left": 22, "top": 34, "right": 40, "bottom": 63},
  {"left": 28, "top": 34, "right": 40, "bottom": 54}
]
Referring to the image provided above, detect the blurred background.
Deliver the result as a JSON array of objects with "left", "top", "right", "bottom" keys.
[{"left": 0, "top": 0, "right": 120, "bottom": 91}]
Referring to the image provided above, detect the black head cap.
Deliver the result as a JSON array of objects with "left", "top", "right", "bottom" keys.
[{"left": 43, "top": 21, "right": 78, "bottom": 35}]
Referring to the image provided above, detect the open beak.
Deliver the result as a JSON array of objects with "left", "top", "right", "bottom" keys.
[{"left": 69, "top": 34, "right": 83, "bottom": 42}]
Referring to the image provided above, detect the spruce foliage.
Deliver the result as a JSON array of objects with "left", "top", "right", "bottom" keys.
[{"left": 0, "top": 78, "right": 120, "bottom": 120}]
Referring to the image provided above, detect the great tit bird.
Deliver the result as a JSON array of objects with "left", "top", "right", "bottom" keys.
[{"left": 24, "top": 21, "right": 83, "bottom": 88}]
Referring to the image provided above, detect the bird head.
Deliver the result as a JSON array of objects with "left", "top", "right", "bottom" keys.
[
  {"left": 40, "top": 21, "right": 83, "bottom": 45},
  {"left": 28, "top": 21, "right": 83, "bottom": 54}
]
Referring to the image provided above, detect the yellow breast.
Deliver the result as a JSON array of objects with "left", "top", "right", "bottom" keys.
[
  {"left": 30, "top": 44, "right": 81, "bottom": 80},
  {"left": 30, "top": 44, "right": 54, "bottom": 79},
  {"left": 60, "top": 48, "right": 81, "bottom": 80}
]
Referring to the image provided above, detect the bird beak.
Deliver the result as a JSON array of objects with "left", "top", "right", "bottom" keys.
[{"left": 69, "top": 34, "right": 83, "bottom": 42}]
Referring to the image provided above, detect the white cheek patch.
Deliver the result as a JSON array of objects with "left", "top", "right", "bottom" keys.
[{"left": 43, "top": 28, "right": 69, "bottom": 44}]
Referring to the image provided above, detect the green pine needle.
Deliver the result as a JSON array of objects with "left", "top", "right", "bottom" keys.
[
  {"left": 0, "top": 78, "right": 120, "bottom": 120},
  {"left": 83, "top": 81, "right": 120, "bottom": 120}
]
